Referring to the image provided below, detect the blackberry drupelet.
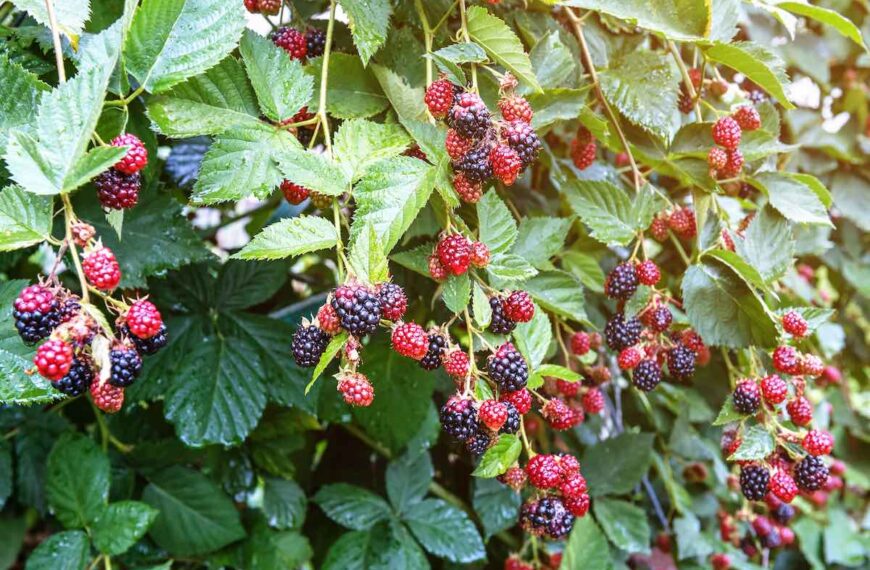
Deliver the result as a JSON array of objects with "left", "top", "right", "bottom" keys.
[
  {"left": 108, "top": 345, "right": 143, "bottom": 388},
  {"left": 419, "top": 333, "right": 446, "bottom": 370},
  {"left": 633, "top": 359, "right": 662, "bottom": 392},
  {"left": 439, "top": 396, "right": 479, "bottom": 441},
  {"left": 739, "top": 465, "right": 770, "bottom": 501},
  {"left": 488, "top": 297, "right": 517, "bottom": 334},
  {"left": 499, "top": 402, "right": 520, "bottom": 434},
  {"left": 793, "top": 456, "right": 828, "bottom": 491},
  {"left": 54, "top": 358, "right": 94, "bottom": 396},
  {"left": 604, "top": 313, "right": 642, "bottom": 351},
  {"left": 292, "top": 324, "right": 330, "bottom": 368},
  {"left": 331, "top": 285, "right": 382, "bottom": 336},
  {"left": 487, "top": 343, "right": 528, "bottom": 392}
]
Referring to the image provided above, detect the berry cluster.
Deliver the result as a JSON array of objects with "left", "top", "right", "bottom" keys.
[
  {"left": 429, "top": 232, "right": 490, "bottom": 280},
  {"left": 244, "top": 0, "right": 280, "bottom": 15},
  {"left": 94, "top": 134, "right": 147, "bottom": 211},
  {"left": 271, "top": 27, "right": 325, "bottom": 60},
  {"left": 707, "top": 107, "right": 760, "bottom": 179},
  {"left": 678, "top": 67, "right": 703, "bottom": 114},
  {"left": 424, "top": 74, "right": 540, "bottom": 201}
]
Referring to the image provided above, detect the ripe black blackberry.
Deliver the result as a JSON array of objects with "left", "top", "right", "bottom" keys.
[
  {"left": 54, "top": 358, "right": 94, "bottom": 397},
  {"left": 632, "top": 359, "right": 662, "bottom": 392},
  {"left": 331, "top": 285, "right": 382, "bottom": 336},
  {"left": 377, "top": 283, "right": 407, "bottom": 321},
  {"left": 419, "top": 333, "right": 446, "bottom": 370},
  {"left": 739, "top": 465, "right": 770, "bottom": 501},
  {"left": 793, "top": 456, "right": 828, "bottom": 491},
  {"left": 762, "top": 528, "right": 781, "bottom": 549},
  {"left": 450, "top": 93, "right": 491, "bottom": 139},
  {"left": 501, "top": 120, "right": 540, "bottom": 166},
  {"left": 296, "top": 127, "right": 314, "bottom": 146},
  {"left": 647, "top": 305, "right": 672, "bottom": 332},
  {"left": 13, "top": 285, "right": 60, "bottom": 344},
  {"left": 772, "top": 503, "right": 795, "bottom": 524},
  {"left": 604, "top": 262, "right": 639, "bottom": 300},
  {"left": 667, "top": 344, "right": 696, "bottom": 381},
  {"left": 732, "top": 380, "right": 761, "bottom": 414},
  {"left": 58, "top": 298, "right": 80, "bottom": 323},
  {"left": 499, "top": 402, "right": 520, "bottom": 434},
  {"left": 528, "top": 497, "right": 574, "bottom": 539},
  {"left": 488, "top": 297, "right": 517, "bottom": 334},
  {"left": 439, "top": 396, "right": 479, "bottom": 441},
  {"left": 95, "top": 168, "right": 141, "bottom": 210},
  {"left": 604, "top": 313, "right": 642, "bottom": 351},
  {"left": 130, "top": 324, "right": 168, "bottom": 355},
  {"left": 465, "top": 429, "right": 491, "bottom": 456},
  {"left": 487, "top": 343, "right": 528, "bottom": 392},
  {"left": 292, "top": 324, "right": 330, "bottom": 368},
  {"left": 108, "top": 344, "right": 143, "bottom": 387},
  {"left": 454, "top": 144, "right": 493, "bottom": 183},
  {"left": 305, "top": 28, "right": 326, "bottom": 57}
]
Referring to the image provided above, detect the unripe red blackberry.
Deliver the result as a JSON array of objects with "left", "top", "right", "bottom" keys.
[
  {"left": 108, "top": 342, "right": 142, "bottom": 387},
  {"left": 498, "top": 95, "right": 533, "bottom": 123},
  {"left": 772, "top": 345, "right": 801, "bottom": 375},
  {"left": 570, "top": 138, "right": 596, "bottom": 170},
  {"left": 453, "top": 172, "right": 482, "bottom": 204},
  {"left": 450, "top": 92, "right": 491, "bottom": 139},
  {"left": 649, "top": 217, "right": 669, "bottom": 241},
  {"left": 666, "top": 344, "right": 696, "bottom": 381},
  {"left": 125, "top": 299, "right": 163, "bottom": 339},
  {"left": 280, "top": 180, "right": 309, "bottom": 205},
  {"left": 490, "top": 144, "right": 523, "bottom": 185},
  {"left": 711, "top": 553, "right": 731, "bottom": 570},
  {"left": 632, "top": 359, "right": 662, "bottom": 392},
  {"left": 604, "top": 262, "right": 639, "bottom": 300},
  {"left": 71, "top": 222, "right": 95, "bottom": 247},
  {"left": 645, "top": 305, "right": 673, "bottom": 333},
  {"left": 502, "top": 291, "right": 534, "bottom": 323},
  {"left": 504, "top": 556, "right": 533, "bottom": 570},
  {"left": 403, "top": 145, "right": 427, "bottom": 161},
  {"left": 732, "top": 379, "right": 761, "bottom": 414},
  {"left": 500, "top": 388, "right": 531, "bottom": 414},
  {"left": 718, "top": 148, "right": 744, "bottom": 178},
  {"left": 454, "top": 144, "right": 493, "bottom": 183},
  {"left": 487, "top": 342, "right": 528, "bottom": 392},
  {"left": 479, "top": 400, "right": 508, "bottom": 431},
  {"left": 556, "top": 378, "right": 579, "bottom": 397},
  {"left": 618, "top": 347, "right": 642, "bottom": 370},
  {"left": 258, "top": 0, "right": 280, "bottom": 14},
  {"left": 292, "top": 324, "right": 330, "bottom": 367},
  {"left": 470, "top": 241, "right": 490, "bottom": 268},
  {"left": 82, "top": 246, "right": 121, "bottom": 290},
  {"left": 337, "top": 371, "right": 374, "bottom": 407},
  {"left": 316, "top": 303, "right": 341, "bottom": 335},
  {"left": 712, "top": 116, "right": 742, "bottom": 149},
  {"left": 488, "top": 297, "right": 517, "bottom": 335},
  {"left": 272, "top": 27, "right": 307, "bottom": 59},
  {"left": 708, "top": 147, "right": 728, "bottom": 171},
  {"left": 424, "top": 78, "right": 457, "bottom": 119},
  {"left": 391, "top": 321, "right": 429, "bottom": 360},
  {"left": 668, "top": 207, "right": 696, "bottom": 239},
  {"left": 802, "top": 430, "right": 833, "bottom": 456},
  {"left": 820, "top": 365, "right": 842, "bottom": 386},
  {"left": 445, "top": 128, "right": 473, "bottom": 160},
  {"left": 582, "top": 388, "right": 604, "bottom": 414},
  {"left": 501, "top": 120, "right": 540, "bottom": 166},
  {"left": 305, "top": 28, "right": 326, "bottom": 57},
  {"left": 636, "top": 260, "right": 660, "bottom": 286},
  {"left": 95, "top": 169, "right": 141, "bottom": 210},
  {"left": 564, "top": 493, "right": 590, "bottom": 519},
  {"left": 428, "top": 253, "right": 447, "bottom": 282},
  {"left": 377, "top": 283, "right": 407, "bottom": 322},
  {"left": 443, "top": 349, "right": 471, "bottom": 380},
  {"left": 786, "top": 396, "right": 813, "bottom": 426},
  {"left": 244, "top": 0, "right": 258, "bottom": 12},
  {"left": 499, "top": 466, "right": 528, "bottom": 491},
  {"left": 782, "top": 310, "right": 807, "bottom": 337},
  {"left": 800, "top": 354, "right": 824, "bottom": 377},
  {"left": 53, "top": 357, "right": 94, "bottom": 396},
  {"left": 110, "top": 133, "right": 148, "bottom": 174},
  {"left": 570, "top": 332, "right": 590, "bottom": 355},
  {"left": 436, "top": 233, "right": 472, "bottom": 275},
  {"left": 499, "top": 402, "right": 520, "bottom": 434},
  {"left": 91, "top": 380, "right": 124, "bottom": 414},
  {"left": 13, "top": 284, "right": 60, "bottom": 344},
  {"left": 732, "top": 105, "right": 761, "bottom": 131},
  {"left": 560, "top": 472, "right": 588, "bottom": 499},
  {"left": 760, "top": 374, "right": 787, "bottom": 404},
  {"left": 739, "top": 464, "right": 770, "bottom": 501},
  {"left": 543, "top": 398, "right": 581, "bottom": 430},
  {"left": 439, "top": 395, "right": 478, "bottom": 440},
  {"left": 770, "top": 470, "right": 798, "bottom": 503},
  {"left": 793, "top": 455, "right": 828, "bottom": 491},
  {"left": 419, "top": 332, "right": 446, "bottom": 371},
  {"left": 525, "top": 454, "right": 562, "bottom": 489},
  {"left": 34, "top": 339, "right": 73, "bottom": 381},
  {"left": 604, "top": 313, "right": 642, "bottom": 351},
  {"left": 331, "top": 284, "right": 382, "bottom": 336}
]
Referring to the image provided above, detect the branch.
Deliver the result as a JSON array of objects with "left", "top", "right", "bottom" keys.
[{"left": 668, "top": 41, "right": 702, "bottom": 119}]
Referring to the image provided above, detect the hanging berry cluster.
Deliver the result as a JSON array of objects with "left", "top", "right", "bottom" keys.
[{"left": 707, "top": 106, "right": 761, "bottom": 179}]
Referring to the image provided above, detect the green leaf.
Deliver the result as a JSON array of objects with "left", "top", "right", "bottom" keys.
[
  {"left": 682, "top": 261, "right": 777, "bottom": 349},
  {"left": 528, "top": 32, "right": 575, "bottom": 91},
  {"left": 0, "top": 440, "right": 10, "bottom": 509},
  {"left": 466, "top": 6, "right": 541, "bottom": 92},
  {"left": 564, "top": 180, "right": 635, "bottom": 246},
  {"left": 192, "top": 124, "right": 300, "bottom": 204},
  {"left": 142, "top": 466, "right": 246, "bottom": 556},
  {"left": 472, "top": 478, "right": 521, "bottom": 540},
  {"left": 262, "top": 477, "right": 307, "bottom": 530},
  {"left": 712, "top": 398, "right": 748, "bottom": 426},
  {"left": 486, "top": 253, "right": 538, "bottom": 282},
  {"left": 234, "top": 216, "right": 339, "bottom": 261},
  {"left": 369, "top": 64, "right": 427, "bottom": 124},
  {"left": 146, "top": 56, "right": 261, "bottom": 138},
  {"left": 514, "top": 306, "right": 551, "bottom": 370},
  {"left": 403, "top": 498, "right": 485, "bottom": 563},
  {"left": 704, "top": 249, "right": 771, "bottom": 295},
  {"left": 477, "top": 190, "right": 517, "bottom": 255},
  {"left": 472, "top": 434, "right": 521, "bottom": 478},
  {"left": 309, "top": 53, "right": 389, "bottom": 119},
  {"left": 472, "top": 283, "right": 492, "bottom": 329},
  {"left": 428, "top": 42, "right": 486, "bottom": 86},
  {"left": 734, "top": 206, "right": 794, "bottom": 283},
  {"left": 11, "top": 0, "right": 90, "bottom": 40},
  {"left": 561, "top": 251, "right": 605, "bottom": 294},
  {"left": 322, "top": 522, "right": 427, "bottom": 570},
  {"left": 214, "top": 260, "right": 288, "bottom": 310},
  {"left": 561, "top": 515, "right": 611, "bottom": 570},
  {"left": 314, "top": 484, "right": 392, "bottom": 531},
  {"left": 125, "top": 0, "right": 246, "bottom": 93},
  {"left": 829, "top": 171, "right": 870, "bottom": 232},
  {"left": 593, "top": 498, "right": 651, "bottom": 554},
  {"left": 349, "top": 156, "right": 436, "bottom": 253},
  {"left": 64, "top": 145, "right": 128, "bottom": 193},
  {"left": 524, "top": 270, "right": 586, "bottom": 323},
  {"left": 729, "top": 424, "right": 774, "bottom": 461},
  {"left": 0, "top": 517, "right": 25, "bottom": 569},
  {"left": 581, "top": 432, "right": 654, "bottom": 496},
  {"left": 599, "top": 50, "right": 681, "bottom": 141},
  {"left": 793, "top": 518, "right": 825, "bottom": 570},
  {"left": 443, "top": 273, "right": 471, "bottom": 315},
  {"left": 240, "top": 30, "right": 312, "bottom": 122},
  {"left": 46, "top": 434, "right": 110, "bottom": 529},
  {"left": 334, "top": 119, "right": 411, "bottom": 182},
  {"left": 778, "top": 2, "right": 866, "bottom": 48},
  {"left": 386, "top": 450, "right": 433, "bottom": 514},
  {"left": 824, "top": 509, "right": 865, "bottom": 566},
  {"left": 0, "top": 185, "right": 52, "bottom": 251},
  {"left": 703, "top": 41, "right": 794, "bottom": 109},
  {"left": 751, "top": 172, "right": 831, "bottom": 226},
  {"left": 390, "top": 242, "right": 432, "bottom": 278},
  {"left": 91, "top": 501, "right": 159, "bottom": 555},
  {"left": 338, "top": 0, "right": 392, "bottom": 65},
  {"left": 24, "top": 530, "right": 90, "bottom": 570},
  {"left": 308, "top": 332, "right": 348, "bottom": 391},
  {"left": 275, "top": 146, "right": 350, "bottom": 197},
  {"left": 673, "top": 513, "right": 713, "bottom": 560},
  {"left": 347, "top": 225, "right": 389, "bottom": 284},
  {"left": 529, "top": 363, "right": 582, "bottom": 390},
  {"left": 512, "top": 217, "right": 571, "bottom": 269},
  {"left": 0, "top": 55, "right": 48, "bottom": 151},
  {"left": 528, "top": 88, "right": 588, "bottom": 130},
  {"left": 561, "top": 0, "right": 711, "bottom": 40}
]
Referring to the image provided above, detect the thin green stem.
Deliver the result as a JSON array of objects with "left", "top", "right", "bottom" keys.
[
  {"left": 668, "top": 232, "right": 691, "bottom": 266},
  {"left": 415, "top": 0, "right": 434, "bottom": 88},
  {"left": 458, "top": 0, "right": 477, "bottom": 90},
  {"left": 432, "top": 0, "right": 459, "bottom": 34},
  {"left": 333, "top": 199, "right": 346, "bottom": 281},
  {"left": 90, "top": 400, "right": 110, "bottom": 452},
  {"left": 668, "top": 40, "right": 702, "bottom": 119},
  {"left": 43, "top": 0, "right": 65, "bottom": 82},
  {"left": 61, "top": 195, "right": 90, "bottom": 304},
  {"left": 318, "top": 0, "right": 337, "bottom": 155}
]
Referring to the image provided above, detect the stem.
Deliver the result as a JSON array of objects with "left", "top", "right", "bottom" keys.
[
  {"left": 458, "top": 0, "right": 477, "bottom": 90},
  {"left": 564, "top": 8, "right": 642, "bottom": 191},
  {"left": 61, "top": 195, "right": 90, "bottom": 304},
  {"left": 432, "top": 0, "right": 459, "bottom": 34},
  {"left": 90, "top": 400, "right": 110, "bottom": 452},
  {"left": 318, "top": 0, "right": 337, "bottom": 155},
  {"left": 333, "top": 199, "right": 346, "bottom": 281},
  {"left": 668, "top": 232, "right": 691, "bottom": 266},
  {"left": 643, "top": 475, "right": 671, "bottom": 532},
  {"left": 44, "top": 0, "right": 65, "bottom": 82},
  {"left": 414, "top": 0, "right": 434, "bottom": 88},
  {"left": 667, "top": 41, "right": 702, "bottom": 119}
]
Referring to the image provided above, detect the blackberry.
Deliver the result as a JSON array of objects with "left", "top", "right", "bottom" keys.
[
  {"left": 454, "top": 144, "right": 493, "bottom": 183},
  {"left": 54, "top": 358, "right": 94, "bottom": 396},
  {"left": 450, "top": 93, "right": 491, "bottom": 139},
  {"left": 487, "top": 343, "right": 528, "bottom": 392},
  {"left": 502, "top": 120, "right": 541, "bottom": 166},
  {"left": 129, "top": 324, "right": 168, "bottom": 355},
  {"left": 108, "top": 344, "right": 143, "bottom": 387},
  {"left": 378, "top": 283, "right": 407, "bottom": 321},
  {"left": 772, "top": 503, "right": 795, "bottom": 524},
  {"left": 762, "top": 527, "right": 781, "bottom": 549},
  {"left": 439, "top": 396, "right": 479, "bottom": 441},
  {"left": 297, "top": 127, "right": 314, "bottom": 146},
  {"left": 305, "top": 28, "right": 326, "bottom": 57},
  {"left": 331, "top": 285, "right": 382, "bottom": 336},
  {"left": 633, "top": 359, "right": 662, "bottom": 392},
  {"left": 95, "top": 169, "right": 141, "bottom": 210},
  {"left": 58, "top": 298, "right": 80, "bottom": 323},
  {"left": 272, "top": 27, "right": 307, "bottom": 59},
  {"left": 499, "top": 402, "right": 520, "bottom": 434},
  {"left": 647, "top": 306, "right": 672, "bottom": 332},
  {"left": 419, "top": 333, "right": 446, "bottom": 370},
  {"left": 488, "top": 297, "right": 517, "bottom": 334},
  {"left": 793, "top": 456, "right": 828, "bottom": 491},
  {"left": 739, "top": 465, "right": 770, "bottom": 501},
  {"left": 527, "top": 497, "right": 574, "bottom": 540},
  {"left": 604, "top": 313, "right": 642, "bottom": 351},
  {"left": 666, "top": 344, "right": 696, "bottom": 381},
  {"left": 13, "top": 285, "right": 60, "bottom": 344},
  {"left": 465, "top": 429, "right": 491, "bottom": 456},
  {"left": 605, "top": 262, "right": 639, "bottom": 300},
  {"left": 733, "top": 380, "right": 761, "bottom": 414},
  {"left": 292, "top": 324, "right": 330, "bottom": 367}
]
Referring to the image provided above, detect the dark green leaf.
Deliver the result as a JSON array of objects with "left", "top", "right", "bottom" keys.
[
  {"left": 513, "top": 306, "right": 551, "bottom": 370},
  {"left": 309, "top": 54, "right": 389, "bottom": 119},
  {"left": 240, "top": 30, "right": 312, "bottom": 122},
  {"left": 486, "top": 253, "right": 537, "bottom": 282},
  {"left": 712, "top": 398, "right": 748, "bottom": 426},
  {"left": 314, "top": 484, "right": 392, "bottom": 531},
  {"left": 703, "top": 41, "right": 794, "bottom": 109},
  {"left": 512, "top": 217, "right": 571, "bottom": 269},
  {"left": 308, "top": 332, "right": 349, "bottom": 393},
  {"left": 466, "top": 6, "right": 541, "bottom": 92},
  {"left": 561, "top": 515, "right": 611, "bottom": 570},
  {"left": 46, "top": 434, "right": 110, "bottom": 529},
  {"left": 472, "top": 434, "right": 521, "bottom": 478},
  {"left": 0, "top": 440, "right": 11, "bottom": 509},
  {"left": 581, "top": 432, "right": 654, "bottom": 496},
  {"left": 734, "top": 206, "right": 794, "bottom": 283},
  {"left": 529, "top": 364, "right": 581, "bottom": 390},
  {"left": 386, "top": 450, "right": 433, "bottom": 514},
  {"left": 593, "top": 498, "right": 650, "bottom": 554},
  {"left": 338, "top": 0, "right": 392, "bottom": 65},
  {"left": 729, "top": 424, "right": 774, "bottom": 461},
  {"left": 472, "top": 283, "right": 492, "bottom": 329},
  {"left": 477, "top": 190, "right": 517, "bottom": 255},
  {"left": 262, "top": 477, "right": 307, "bottom": 530},
  {"left": 91, "top": 501, "right": 159, "bottom": 555},
  {"left": 233, "top": 216, "right": 339, "bottom": 261},
  {"left": 0, "top": 185, "right": 53, "bottom": 251},
  {"left": 403, "top": 498, "right": 485, "bottom": 563},
  {"left": 24, "top": 530, "right": 89, "bottom": 570},
  {"left": 442, "top": 273, "right": 471, "bottom": 315},
  {"left": 673, "top": 513, "right": 714, "bottom": 560},
  {"left": 524, "top": 271, "right": 587, "bottom": 323},
  {"left": 472, "top": 477, "right": 521, "bottom": 540},
  {"left": 334, "top": 119, "right": 411, "bottom": 182},
  {"left": 564, "top": 180, "right": 635, "bottom": 246},
  {"left": 214, "top": 260, "right": 287, "bottom": 311}
]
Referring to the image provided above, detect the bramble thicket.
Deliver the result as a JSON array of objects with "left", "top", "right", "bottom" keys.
[{"left": 0, "top": 0, "right": 868, "bottom": 569}]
